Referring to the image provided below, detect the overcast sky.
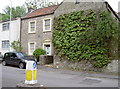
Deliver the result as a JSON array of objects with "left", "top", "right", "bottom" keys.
[{"left": 0, "top": 0, "right": 119, "bottom": 13}]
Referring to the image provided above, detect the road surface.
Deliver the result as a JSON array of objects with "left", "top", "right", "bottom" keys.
[{"left": 1, "top": 64, "right": 118, "bottom": 87}]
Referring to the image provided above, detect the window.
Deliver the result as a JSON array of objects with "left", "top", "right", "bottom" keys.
[
  {"left": 4, "top": 53, "right": 10, "bottom": 58},
  {"left": 11, "top": 53, "right": 17, "bottom": 58},
  {"left": 43, "top": 18, "right": 51, "bottom": 32},
  {"left": 2, "top": 40, "right": 9, "bottom": 49},
  {"left": 2, "top": 23, "right": 9, "bottom": 31},
  {"left": 28, "top": 42, "right": 35, "bottom": 55},
  {"left": 29, "top": 21, "right": 36, "bottom": 33}
]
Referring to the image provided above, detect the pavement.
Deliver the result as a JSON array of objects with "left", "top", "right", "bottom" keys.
[{"left": 37, "top": 64, "right": 119, "bottom": 80}]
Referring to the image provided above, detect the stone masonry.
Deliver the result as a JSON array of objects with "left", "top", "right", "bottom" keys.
[{"left": 21, "top": 14, "right": 54, "bottom": 55}]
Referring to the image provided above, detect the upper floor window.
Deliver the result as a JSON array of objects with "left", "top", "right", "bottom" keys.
[
  {"left": 2, "top": 40, "right": 9, "bottom": 49},
  {"left": 2, "top": 23, "right": 9, "bottom": 31},
  {"left": 29, "top": 21, "right": 36, "bottom": 33},
  {"left": 43, "top": 18, "right": 51, "bottom": 32}
]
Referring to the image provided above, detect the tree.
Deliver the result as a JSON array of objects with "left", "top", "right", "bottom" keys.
[
  {"left": 0, "top": 13, "right": 10, "bottom": 21},
  {"left": 24, "top": 0, "right": 59, "bottom": 10},
  {"left": 11, "top": 40, "right": 23, "bottom": 52},
  {"left": 1, "top": 6, "right": 27, "bottom": 21}
]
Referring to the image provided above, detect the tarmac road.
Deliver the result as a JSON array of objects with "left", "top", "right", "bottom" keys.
[{"left": 1, "top": 63, "right": 118, "bottom": 87}]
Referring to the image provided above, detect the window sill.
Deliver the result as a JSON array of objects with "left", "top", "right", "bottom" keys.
[
  {"left": 28, "top": 32, "right": 36, "bottom": 34},
  {"left": 43, "top": 30, "right": 51, "bottom": 33}
]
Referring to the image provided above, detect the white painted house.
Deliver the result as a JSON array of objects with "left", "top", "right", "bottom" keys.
[{"left": 0, "top": 18, "right": 21, "bottom": 55}]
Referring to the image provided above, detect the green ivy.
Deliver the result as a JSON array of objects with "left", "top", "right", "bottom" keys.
[{"left": 53, "top": 10, "right": 118, "bottom": 68}]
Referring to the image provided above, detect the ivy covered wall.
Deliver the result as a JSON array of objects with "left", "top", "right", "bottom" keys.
[{"left": 53, "top": 10, "right": 118, "bottom": 68}]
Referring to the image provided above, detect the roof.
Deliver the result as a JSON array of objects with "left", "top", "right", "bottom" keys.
[
  {"left": 0, "top": 18, "right": 19, "bottom": 23},
  {"left": 22, "top": 5, "right": 59, "bottom": 19}
]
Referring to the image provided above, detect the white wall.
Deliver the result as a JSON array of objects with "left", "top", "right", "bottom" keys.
[{"left": 0, "top": 18, "right": 21, "bottom": 55}]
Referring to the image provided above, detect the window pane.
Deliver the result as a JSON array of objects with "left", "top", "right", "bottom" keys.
[
  {"left": 2, "top": 40, "right": 9, "bottom": 48},
  {"left": 30, "top": 43, "right": 35, "bottom": 54},
  {"left": 45, "top": 26, "right": 50, "bottom": 30},
  {"left": 30, "top": 22, "right": 35, "bottom": 32},
  {"left": 45, "top": 19, "right": 50, "bottom": 26},
  {"left": 2, "top": 23, "right": 9, "bottom": 31},
  {"left": 44, "top": 19, "right": 50, "bottom": 30},
  {"left": 11, "top": 53, "right": 17, "bottom": 58}
]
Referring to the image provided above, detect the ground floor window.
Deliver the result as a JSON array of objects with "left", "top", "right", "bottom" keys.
[
  {"left": 2, "top": 40, "right": 9, "bottom": 49},
  {"left": 28, "top": 42, "right": 35, "bottom": 55},
  {"left": 43, "top": 43, "right": 51, "bottom": 55}
]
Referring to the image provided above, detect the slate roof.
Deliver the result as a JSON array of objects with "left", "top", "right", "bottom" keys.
[{"left": 22, "top": 5, "right": 59, "bottom": 19}]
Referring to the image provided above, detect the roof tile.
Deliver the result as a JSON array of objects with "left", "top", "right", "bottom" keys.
[{"left": 23, "top": 5, "right": 59, "bottom": 19}]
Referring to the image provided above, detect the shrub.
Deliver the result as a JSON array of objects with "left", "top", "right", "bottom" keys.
[
  {"left": 33, "top": 48, "right": 46, "bottom": 60},
  {"left": 11, "top": 40, "right": 23, "bottom": 52}
]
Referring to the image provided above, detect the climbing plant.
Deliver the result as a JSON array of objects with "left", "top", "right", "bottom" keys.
[{"left": 53, "top": 10, "right": 118, "bottom": 68}]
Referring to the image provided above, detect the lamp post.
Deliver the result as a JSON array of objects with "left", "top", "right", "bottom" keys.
[{"left": 9, "top": 0, "right": 12, "bottom": 51}]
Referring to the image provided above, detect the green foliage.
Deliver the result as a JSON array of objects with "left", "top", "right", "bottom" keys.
[
  {"left": 11, "top": 40, "right": 23, "bottom": 52},
  {"left": 33, "top": 48, "right": 46, "bottom": 59},
  {"left": 53, "top": 10, "right": 118, "bottom": 68},
  {"left": 0, "top": 13, "right": 10, "bottom": 21},
  {"left": 24, "top": 0, "right": 59, "bottom": 10},
  {"left": 1, "top": 6, "right": 26, "bottom": 21}
]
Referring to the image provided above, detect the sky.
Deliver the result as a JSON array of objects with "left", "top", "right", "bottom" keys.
[{"left": 0, "top": 0, "right": 119, "bottom": 13}]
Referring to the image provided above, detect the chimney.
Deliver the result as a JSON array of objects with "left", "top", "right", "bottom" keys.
[{"left": 28, "top": 7, "right": 35, "bottom": 13}]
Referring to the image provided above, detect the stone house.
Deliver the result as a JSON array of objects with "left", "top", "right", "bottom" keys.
[
  {"left": 0, "top": 18, "right": 21, "bottom": 55},
  {"left": 53, "top": 0, "right": 119, "bottom": 73},
  {"left": 21, "top": 5, "right": 59, "bottom": 56}
]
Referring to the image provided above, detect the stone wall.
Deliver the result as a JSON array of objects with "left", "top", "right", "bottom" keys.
[
  {"left": 39, "top": 55, "right": 53, "bottom": 65},
  {"left": 55, "top": 1, "right": 107, "bottom": 17},
  {"left": 21, "top": 14, "right": 54, "bottom": 55},
  {"left": 54, "top": 55, "right": 118, "bottom": 73}
]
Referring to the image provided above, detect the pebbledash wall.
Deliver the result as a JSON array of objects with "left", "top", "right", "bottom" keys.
[
  {"left": 53, "top": 0, "right": 118, "bottom": 73},
  {"left": 21, "top": 14, "right": 54, "bottom": 55}
]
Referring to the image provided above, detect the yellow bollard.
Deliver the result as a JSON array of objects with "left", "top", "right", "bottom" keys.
[{"left": 25, "top": 61, "right": 37, "bottom": 84}]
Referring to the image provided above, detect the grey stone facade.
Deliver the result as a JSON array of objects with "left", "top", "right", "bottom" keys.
[
  {"left": 21, "top": 14, "right": 54, "bottom": 55},
  {"left": 55, "top": 0, "right": 107, "bottom": 17}
]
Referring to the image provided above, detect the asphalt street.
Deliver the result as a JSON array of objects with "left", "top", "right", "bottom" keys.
[{"left": 1, "top": 63, "right": 118, "bottom": 87}]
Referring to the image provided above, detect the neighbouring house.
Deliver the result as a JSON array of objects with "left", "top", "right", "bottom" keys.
[
  {"left": 0, "top": 18, "right": 21, "bottom": 55},
  {"left": 53, "top": 0, "right": 119, "bottom": 73},
  {"left": 21, "top": 5, "right": 59, "bottom": 56}
]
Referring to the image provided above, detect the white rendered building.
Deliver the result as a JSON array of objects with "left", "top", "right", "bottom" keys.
[{"left": 0, "top": 18, "right": 21, "bottom": 55}]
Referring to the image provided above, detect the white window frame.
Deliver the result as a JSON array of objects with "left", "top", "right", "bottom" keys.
[
  {"left": 2, "top": 40, "right": 10, "bottom": 49},
  {"left": 28, "top": 21, "right": 36, "bottom": 33},
  {"left": 28, "top": 42, "right": 36, "bottom": 55},
  {"left": 43, "top": 42, "right": 52, "bottom": 55},
  {"left": 43, "top": 18, "right": 52, "bottom": 32},
  {"left": 2, "top": 23, "right": 10, "bottom": 31}
]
